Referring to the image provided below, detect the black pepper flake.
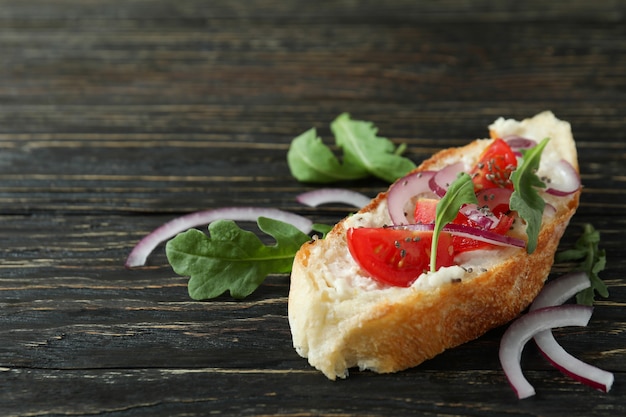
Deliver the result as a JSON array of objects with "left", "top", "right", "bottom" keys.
[
  {"left": 394, "top": 240, "right": 401, "bottom": 248},
  {"left": 400, "top": 249, "right": 407, "bottom": 258},
  {"left": 451, "top": 278, "right": 462, "bottom": 284}
]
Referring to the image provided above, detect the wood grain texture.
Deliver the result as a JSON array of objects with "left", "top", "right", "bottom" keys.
[{"left": 0, "top": 0, "right": 625, "bottom": 415}]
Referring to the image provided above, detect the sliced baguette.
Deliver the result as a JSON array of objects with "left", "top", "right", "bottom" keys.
[{"left": 288, "top": 111, "right": 581, "bottom": 380}]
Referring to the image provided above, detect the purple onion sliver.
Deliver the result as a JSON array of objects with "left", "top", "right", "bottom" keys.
[
  {"left": 387, "top": 170, "right": 437, "bottom": 225},
  {"left": 125, "top": 207, "right": 313, "bottom": 268},
  {"left": 296, "top": 188, "right": 370, "bottom": 208},
  {"left": 503, "top": 135, "right": 537, "bottom": 150},
  {"left": 499, "top": 305, "right": 593, "bottom": 399}
]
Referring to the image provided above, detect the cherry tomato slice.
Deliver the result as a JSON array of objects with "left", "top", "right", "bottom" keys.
[
  {"left": 414, "top": 198, "right": 465, "bottom": 226},
  {"left": 476, "top": 187, "right": 513, "bottom": 217},
  {"left": 413, "top": 197, "right": 515, "bottom": 254},
  {"left": 470, "top": 138, "right": 517, "bottom": 191},
  {"left": 347, "top": 227, "right": 455, "bottom": 287},
  {"left": 413, "top": 198, "right": 438, "bottom": 224},
  {"left": 451, "top": 213, "right": 514, "bottom": 252}
]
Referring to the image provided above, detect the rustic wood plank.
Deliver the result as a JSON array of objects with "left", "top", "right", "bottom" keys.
[
  {"left": 2, "top": 365, "right": 624, "bottom": 417},
  {"left": 0, "top": 106, "right": 624, "bottom": 215},
  {"left": 1, "top": 215, "right": 623, "bottom": 373},
  {"left": 0, "top": 0, "right": 622, "bottom": 22}
]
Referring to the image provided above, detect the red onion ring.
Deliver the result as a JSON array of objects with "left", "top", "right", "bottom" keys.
[
  {"left": 392, "top": 222, "right": 526, "bottom": 249},
  {"left": 499, "top": 305, "right": 593, "bottom": 399},
  {"left": 533, "top": 328, "right": 614, "bottom": 393},
  {"left": 428, "top": 162, "right": 466, "bottom": 197},
  {"left": 530, "top": 272, "right": 591, "bottom": 311},
  {"left": 503, "top": 135, "right": 537, "bottom": 150},
  {"left": 544, "top": 159, "right": 581, "bottom": 197},
  {"left": 458, "top": 204, "right": 497, "bottom": 230},
  {"left": 530, "top": 272, "right": 614, "bottom": 393},
  {"left": 387, "top": 170, "right": 437, "bottom": 225},
  {"left": 296, "top": 188, "right": 371, "bottom": 209},
  {"left": 125, "top": 207, "right": 313, "bottom": 268},
  {"left": 443, "top": 223, "right": 526, "bottom": 248}
]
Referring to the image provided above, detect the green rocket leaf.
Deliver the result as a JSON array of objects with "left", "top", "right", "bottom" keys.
[{"left": 166, "top": 217, "right": 311, "bottom": 300}]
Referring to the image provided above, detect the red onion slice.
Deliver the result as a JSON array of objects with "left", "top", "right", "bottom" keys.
[
  {"left": 428, "top": 162, "right": 467, "bottom": 197},
  {"left": 125, "top": 207, "right": 313, "bottom": 268},
  {"left": 458, "top": 204, "right": 497, "bottom": 230},
  {"left": 533, "top": 329, "right": 614, "bottom": 393},
  {"left": 296, "top": 188, "right": 370, "bottom": 209},
  {"left": 530, "top": 272, "right": 614, "bottom": 393},
  {"left": 443, "top": 223, "right": 526, "bottom": 248},
  {"left": 544, "top": 159, "right": 581, "bottom": 197},
  {"left": 503, "top": 135, "right": 536, "bottom": 150},
  {"left": 530, "top": 272, "right": 591, "bottom": 311},
  {"left": 392, "top": 222, "right": 525, "bottom": 249},
  {"left": 499, "top": 305, "right": 593, "bottom": 399},
  {"left": 387, "top": 170, "right": 437, "bottom": 225}
]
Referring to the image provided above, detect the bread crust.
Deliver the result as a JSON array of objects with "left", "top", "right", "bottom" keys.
[{"left": 288, "top": 111, "right": 580, "bottom": 379}]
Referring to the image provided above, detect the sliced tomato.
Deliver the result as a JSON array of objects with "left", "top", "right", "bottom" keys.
[
  {"left": 413, "top": 197, "right": 515, "bottom": 254},
  {"left": 413, "top": 198, "right": 438, "bottom": 224},
  {"left": 414, "top": 197, "right": 467, "bottom": 227},
  {"left": 476, "top": 187, "right": 513, "bottom": 217},
  {"left": 470, "top": 138, "right": 517, "bottom": 191},
  {"left": 347, "top": 227, "right": 455, "bottom": 287}
]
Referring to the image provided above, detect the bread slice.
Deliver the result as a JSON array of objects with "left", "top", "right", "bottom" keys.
[{"left": 288, "top": 111, "right": 580, "bottom": 380}]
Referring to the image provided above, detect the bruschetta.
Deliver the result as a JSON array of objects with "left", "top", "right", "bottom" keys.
[{"left": 288, "top": 111, "right": 581, "bottom": 380}]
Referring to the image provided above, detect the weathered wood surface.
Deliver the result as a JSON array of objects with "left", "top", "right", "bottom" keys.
[{"left": 1, "top": 1, "right": 625, "bottom": 416}]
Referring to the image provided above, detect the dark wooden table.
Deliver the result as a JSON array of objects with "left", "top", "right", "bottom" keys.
[{"left": 1, "top": 1, "right": 625, "bottom": 415}]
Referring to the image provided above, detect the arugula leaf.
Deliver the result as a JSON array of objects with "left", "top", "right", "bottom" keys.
[
  {"left": 287, "top": 113, "right": 415, "bottom": 183},
  {"left": 509, "top": 137, "right": 549, "bottom": 254},
  {"left": 556, "top": 223, "right": 609, "bottom": 305},
  {"left": 431, "top": 173, "right": 478, "bottom": 272},
  {"left": 331, "top": 113, "right": 417, "bottom": 183},
  {"left": 165, "top": 217, "right": 311, "bottom": 300},
  {"left": 286, "top": 128, "right": 368, "bottom": 182}
]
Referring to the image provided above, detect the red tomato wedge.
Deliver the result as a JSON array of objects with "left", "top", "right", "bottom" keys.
[
  {"left": 348, "top": 140, "right": 520, "bottom": 288},
  {"left": 414, "top": 198, "right": 465, "bottom": 225},
  {"left": 413, "top": 198, "right": 515, "bottom": 253},
  {"left": 347, "top": 227, "right": 455, "bottom": 287},
  {"left": 451, "top": 213, "right": 515, "bottom": 252},
  {"left": 413, "top": 198, "right": 438, "bottom": 225},
  {"left": 470, "top": 138, "right": 518, "bottom": 191}
]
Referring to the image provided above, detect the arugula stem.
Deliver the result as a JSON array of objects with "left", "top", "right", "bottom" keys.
[{"left": 430, "top": 173, "right": 477, "bottom": 272}]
